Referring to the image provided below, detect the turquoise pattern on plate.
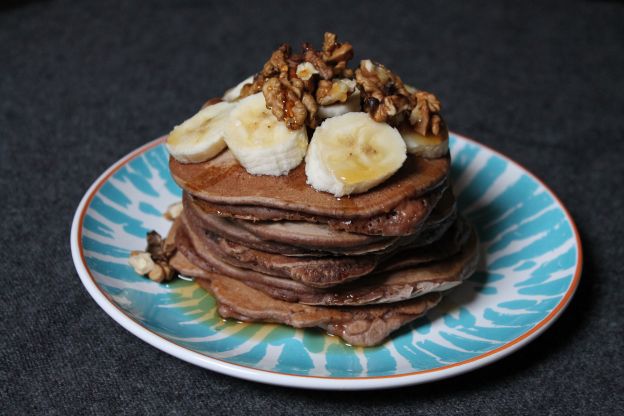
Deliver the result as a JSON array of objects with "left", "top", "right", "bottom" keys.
[{"left": 77, "top": 134, "right": 581, "bottom": 378}]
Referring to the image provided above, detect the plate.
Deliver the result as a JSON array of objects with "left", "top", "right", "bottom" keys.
[{"left": 70, "top": 133, "right": 582, "bottom": 390}]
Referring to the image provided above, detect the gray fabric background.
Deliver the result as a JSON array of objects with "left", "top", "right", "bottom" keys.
[{"left": 1, "top": 0, "right": 623, "bottom": 414}]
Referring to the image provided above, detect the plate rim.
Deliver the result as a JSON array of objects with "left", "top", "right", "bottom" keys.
[{"left": 70, "top": 132, "right": 583, "bottom": 390}]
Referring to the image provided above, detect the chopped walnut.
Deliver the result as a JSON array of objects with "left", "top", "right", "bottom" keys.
[
  {"left": 147, "top": 263, "right": 175, "bottom": 283},
  {"left": 323, "top": 32, "right": 353, "bottom": 63},
  {"left": 128, "top": 249, "right": 175, "bottom": 283},
  {"left": 303, "top": 45, "right": 334, "bottom": 80},
  {"left": 356, "top": 59, "right": 411, "bottom": 109},
  {"left": 285, "top": 75, "right": 305, "bottom": 97},
  {"left": 239, "top": 45, "right": 290, "bottom": 98},
  {"left": 229, "top": 33, "right": 444, "bottom": 135},
  {"left": 410, "top": 91, "right": 442, "bottom": 136},
  {"left": 301, "top": 92, "right": 319, "bottom": 128},
  {"left": 128, "top": 251, "right": 155, "bottom": 275},
  {"left": 262, "top": 77, "right": 308, "bottom": 130},
  {"left": 239, "top": 42, "right": 319, "bottom": 129},
  {"left": 163, "top": 201, "right": 183, "bottom": 221},
  {"left": 129, "top": 230, "right": 177, "bottom": 283},
  {"left": 300, "top": 33, "right": 354, "bottom": 80},
  {"left": 262, "top": 44, "right": 291, "bottom": 77},
  {"left": 316, "top": 79, "right": 356, "bottom": 106},
  {"left": 147, "top": 231, "right": 172, "bottom": 262},
  {"left": 239, "top": 74, "right": 264, "bottom": 98},
  {"left": 238, "top": 33, "right": 357, "bottom": 130},
  {"left": 315, "top": 80, "right": 332, "bottom": 105},
  {"left": 356, "top": 59, "right": 443, "bottom": 135},
  {"left": 320, "top": 32, "right": 354, "bottom": 74},
  {"left": 296, "top": 62, "right": 319, "bottom": 81}
]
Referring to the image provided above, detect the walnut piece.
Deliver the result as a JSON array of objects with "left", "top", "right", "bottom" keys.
[
  {"left": 128, "top": 249, "right": 174, "bottom": 283},
  {"left": 356, "top": 59, "right": 443, "bottom": 135},
  {"left": 232, "top": 33, "right": 443, "bottom": 135},
  {"left": 356, "top": 59, "right": 413, "bottom": 123},
  {"left": 239, "top": 75, "right": 264, "bottom": 98},
  {"left": 320, "top": 32, "right": 354, "bottom": 74},
  {"left": 325, "top": 43, "right": 353, "bottom": 64},
  {"left": 128, "top": 251, "right": 155, "bottom": 275},
  {"left": 237, "top": 33, "right": 356, "bottom": 130},
  {"left": 262, "top": 44, "right": 291, "bottom": 77},
  {"left": 303, "top": 45, "right": 334, "bottom": 80},
  {"left": 301, "top": 92, "right": 319, "bottom": 128},
  {"left": 296, "top": 62, "right": 319, "bottom": 81},
  {"left": 240, "top": 44, "right": 292, "bottom": 99},
  {"left": 316, "top": 79, "right": 356, "bottom": 106},
  {"left": 128, "top": 230, "right": 178, "bottom": 283},
  {"left": 163, "top": 201, "right": 183, "bottom": 221},
  {"left": 410, "top": 91, "right": 442, "bottom": 136},
  {"left": 147, "top": 263, "right": 175, "bottom": 283},
  {"left": 262, "top": 77, "right": 308, "bottom": 130}
]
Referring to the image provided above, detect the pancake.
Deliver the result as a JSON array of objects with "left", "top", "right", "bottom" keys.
[
  {"left": 183, "top": 188, "right": 457, "bottom": 256},
  {"left": 182, "top": 211, "right": 379, "bottom": 287},
  {"left": 170, "top": 150, "right": 450, "bottom": 219},
  {"left": 186, "top": 183, "right": 447, "bottom": 236},
  {"left": 177, "top": 216, "right": 479, "bottom": 306},
  {"left": 202, "top": 227, "right": 378, "bottom": 287},
  {"left": 379, "top": 216, "right": 471, "bottom": 272},
  {"left": 185, "top": 193, "right": 387, "bottom": 249},
  {"left": 184, "top": 193, "right": 401, "bottom": 256},
  {"left": 235, "top": 215, "right": 389, "bottom": 248},
  {"left": 170, "top": 251, "right": 442, "bottom": 347},
  {"left": 151, "top": 34, "right": 480, "bottom": 348},
  {"left": 182, "top": 210, "right": 469, "bottom": 288}
]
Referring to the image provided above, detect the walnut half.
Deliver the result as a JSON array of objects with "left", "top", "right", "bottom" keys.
[{"left": 262, "top": 77, "right": 309, "bottom": 130}]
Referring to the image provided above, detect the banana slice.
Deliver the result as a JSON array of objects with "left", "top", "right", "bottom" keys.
[
  {"left": 224, "top": 93, "right": 308, "bottom": 176},
  {"left": 317, "top": 90, "right": 361, "bottom": 120},
  {"left": 305, "top": 112, "right": 406, "bottom": 197},
  {"left": 401, "top": 128, "right": 449, "bottom": 158},
  {"left": 222, "top": 75, "right": 254, "bottom": 102},
  {"left": 166, "top": 101, "right": 236, "bottom": 163}
]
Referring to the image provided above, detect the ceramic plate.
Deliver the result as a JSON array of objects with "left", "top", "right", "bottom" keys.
[{"left": 70, "top": 133, "right": 582, "bottom": 390}]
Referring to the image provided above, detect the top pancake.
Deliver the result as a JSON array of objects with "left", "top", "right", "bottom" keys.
[{"left": 170, "top": 150, "right": 450, "bottom": 219}]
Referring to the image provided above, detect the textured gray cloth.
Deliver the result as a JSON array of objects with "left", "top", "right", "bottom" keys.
[{"left": 1, "top": 0, "right": 623, "bottom": 414}]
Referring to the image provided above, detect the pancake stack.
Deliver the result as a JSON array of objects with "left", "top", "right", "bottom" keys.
[
  {"left": 134, "top": 33, "right": 482, "bottom": 346},
  {"left": 166, "top": 148, "right": 479, "bottom": 347}
]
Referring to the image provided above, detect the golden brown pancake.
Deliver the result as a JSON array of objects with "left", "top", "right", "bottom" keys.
[
  {"left": 180, "top": 210, "right": 469, "bottom": 288},
  {"left": 186, "top": 185, "right": 446, "bottom": 236},
  {"left": 176, "top": 215, "right": 479, "bottom": 306},
  {"left": 183, "top": 189, "right": 458, "bottom": 255},
  {"left": 170, "top": 251, "right": 442, "bottom": 347},
  {"left": 170, "top": 150, "right": 450, "bottom": 219}
]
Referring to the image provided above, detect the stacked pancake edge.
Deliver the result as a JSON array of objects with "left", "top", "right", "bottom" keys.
[{"left": 167, "top": 150, "right": 479, "bottom": 347}]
